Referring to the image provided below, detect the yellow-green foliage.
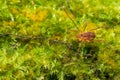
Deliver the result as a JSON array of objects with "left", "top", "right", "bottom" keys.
[{"left": 0, "top": 0, "right": 120, "bottom": 80}]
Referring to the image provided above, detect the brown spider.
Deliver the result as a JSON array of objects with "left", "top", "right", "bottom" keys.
[
  {"left": 63, "top": 8, "right": 105, "bottom": 42},
  {"left": 77, "top": 32, "right": 96, "bottom": 42},
  {"left": 76, "top": 25, "right": 105, "bottom": 42}
]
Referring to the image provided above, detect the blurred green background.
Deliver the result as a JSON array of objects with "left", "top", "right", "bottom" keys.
[{"left": 0, "top": 0, "right": 120, "bottom": 80}]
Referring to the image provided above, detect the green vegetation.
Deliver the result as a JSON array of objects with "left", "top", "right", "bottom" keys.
[{"left": 0, "top": 0, "right": 120, "bottom": 80}]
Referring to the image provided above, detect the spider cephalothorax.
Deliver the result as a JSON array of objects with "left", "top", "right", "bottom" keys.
[{"left": 77, "top": 32, "right": 96, "bottom": 42}]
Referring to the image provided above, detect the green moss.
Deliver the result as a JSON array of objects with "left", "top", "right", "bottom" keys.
[{"left": 0, "top": 0, "right": 120, "bottom": 79}]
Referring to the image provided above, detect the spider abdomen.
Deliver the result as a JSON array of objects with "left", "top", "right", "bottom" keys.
[{"left": 77, "top": 32, "right": 96, "bottom": 42}]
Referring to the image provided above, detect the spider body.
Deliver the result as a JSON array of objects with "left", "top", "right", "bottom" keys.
[{"left": 77, "top": 32, "right": 96, "bottom": 42}]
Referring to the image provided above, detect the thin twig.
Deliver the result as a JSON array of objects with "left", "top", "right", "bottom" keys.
[{"left": 0, "top": 33, "right": 80, "bottom": 53}]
